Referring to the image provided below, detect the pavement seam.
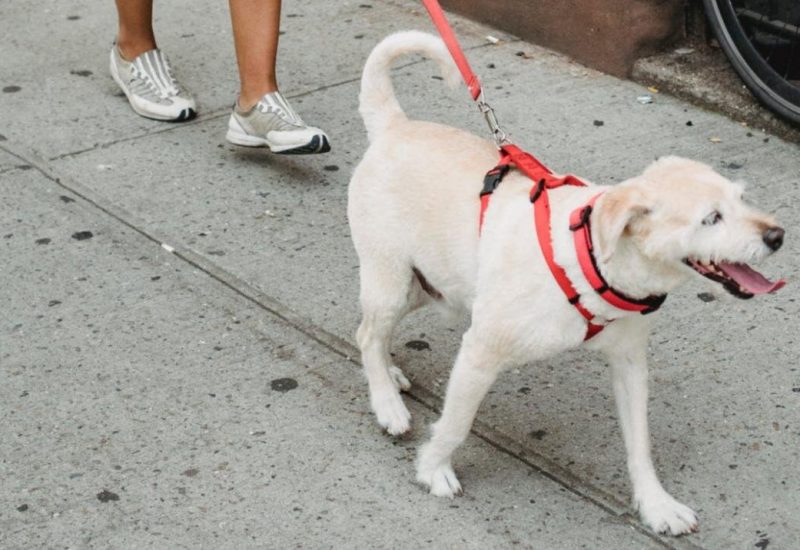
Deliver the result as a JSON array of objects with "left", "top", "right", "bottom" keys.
[
  {"left": 46, "top": 108, "right": 232, "bottom": 162},
  {"left": 1, "top": 138, "right": 702, "bottom": 550}
]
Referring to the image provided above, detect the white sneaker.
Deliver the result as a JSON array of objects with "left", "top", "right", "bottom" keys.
[
  {"left": 109, "top": 46, "right": 197, "bottom": 121},
  {"left": 226, "top": 91, "right": 330, "bottom": 154}
]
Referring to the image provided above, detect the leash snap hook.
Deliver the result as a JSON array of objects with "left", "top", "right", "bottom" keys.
[{"left": 477, "top": 89, "right": 510, "bottom": 148}]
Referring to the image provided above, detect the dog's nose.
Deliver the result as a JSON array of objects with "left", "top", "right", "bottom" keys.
[{"left": 763, "top": 226, "right": 784, "bottom": 251}]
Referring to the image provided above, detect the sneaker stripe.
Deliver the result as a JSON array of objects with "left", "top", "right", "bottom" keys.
[
  {"left": 135, "top": 56, "right": 149, "bottom": 89},
  {"left": 132, "top": 50, "right": 180, "bottom": 103},
  {"left": 270, "top": 93, "right": 288, "bottom": 119},
  {"left": 142, "top": 51, "right": 158, "bottom": 91},
  {"left": 152, "top": 50, "right": 174, "bottom": 95},
  {"left": 271, "top": 92, "right": 303, "bottom": 125},
  {"left": 130, "top": 75, "right": 164, "bottom": 104},
  {"left": 145, "top": 51, "right": 166, "bottom": 94},
  {"left": 133, "top": 57, "right": 153, "bottom": 94},
  {"left": 262, "top": 94, "right": 278, "bottom": 112}
]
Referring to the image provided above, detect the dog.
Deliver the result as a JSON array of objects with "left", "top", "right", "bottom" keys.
[{"left": 347, "top": 31, "right": 785, "bottom": 536}]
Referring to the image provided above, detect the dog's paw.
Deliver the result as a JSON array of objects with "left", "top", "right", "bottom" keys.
[
  {"left": 371, "top": 389, "right": 411, "bottom": 436},
  {"left": 389, "top": 365, "right": 411, "bottom": 392},
  {"left": 636, "top": 491, "right": 698, "bottom": 536},
  {"left": 416, "top": 443, "right": 462, "bottom": 498},
  {"left": 389, "top": 365, "right": 411, "bottom": 391},
  {"left": 416, "top": 461, "right": 462, "bottom": 498}
]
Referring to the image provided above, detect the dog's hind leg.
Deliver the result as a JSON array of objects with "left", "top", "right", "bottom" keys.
[
  {"left": 356, "top": 260, "right": 427, "bottom": 435},
  {"left": 604, "top": 318, "right": 699, "bottom": 536},
  {"left": 416, "top": 327, "right": 504, "bottom": 497}
]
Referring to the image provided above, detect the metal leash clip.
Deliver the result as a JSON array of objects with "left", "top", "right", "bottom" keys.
[{"left": 476, "top": 89, "right": 510, "bottom": 148}]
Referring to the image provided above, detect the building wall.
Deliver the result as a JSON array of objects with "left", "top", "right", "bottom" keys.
[{"left": 441, "top": 0, "right": 687, "bottom": 77}]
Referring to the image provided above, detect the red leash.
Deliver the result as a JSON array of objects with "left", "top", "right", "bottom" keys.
[
  {"left": 421, "top": 0, "right": 482, "bottom": 100},
  {"left": 422, "top": 0, "right": 509, "bottom": 146}
]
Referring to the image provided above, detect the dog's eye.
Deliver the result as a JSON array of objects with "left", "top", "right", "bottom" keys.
[{"left": 702, "top": 211, "right": 722, "bottom": 226}]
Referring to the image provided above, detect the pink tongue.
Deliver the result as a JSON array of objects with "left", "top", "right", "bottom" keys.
[{"left": 719, "top": 262, "right": 786, "bottom": 294}]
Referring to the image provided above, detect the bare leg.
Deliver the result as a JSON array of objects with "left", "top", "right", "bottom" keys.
[
  {"left": 416, "top": 328, "right": 502, "bottom": 497},
  {"left": 228, "top": 0, "right": 281, "bottom": 110},
  {"left": 225, "top": 0, "right": 330, "bottom": 152},
  {"left": 605, "top": 322, "right": 698, "bottom": 535},
  {"left": 115, "top": 0, "right": 157, "bottom": 60}
]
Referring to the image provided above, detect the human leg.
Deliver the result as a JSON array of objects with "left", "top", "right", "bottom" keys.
[
  {"left": 114, "top": 0, "right": 157, "bottom": 61},
  {"left": 228, "top": 0, "right": 281, "bottom": 110},
  {"left": 225, "top": 0, "right": 330, "bottom": 153}
]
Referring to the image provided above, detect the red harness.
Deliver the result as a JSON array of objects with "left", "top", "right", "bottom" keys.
[
  {"left": 422, "top": 0, "right": 665, "bottom": 339},
  {"left": 480, "top": 145, "right": 666, "bottom": 340}
]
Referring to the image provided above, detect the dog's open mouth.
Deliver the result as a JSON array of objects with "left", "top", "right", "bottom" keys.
[{"left": 684, "top": 259, "right": 785, "bottom": 299}]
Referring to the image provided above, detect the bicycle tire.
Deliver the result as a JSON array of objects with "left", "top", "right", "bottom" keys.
[{"left": 703, "top": 0, "right": 800, "bottom": 125}]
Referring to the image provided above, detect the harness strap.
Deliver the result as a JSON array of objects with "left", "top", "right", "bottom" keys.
[
  {"left": 479, "top": 145, "right": 556, "bottom": 234},
  {"left": 503, "top": 144, "right": 593, "bottom": 196},
  {"left": 533, "top": 184, "right": 606, "bottom": 339},
  {"left": 569, "top": 199, "right": 666, "bottom": 314},
  {"left": 500, "top": 144, "right": 551, "bottom": 181},
  {"left": 479, "top": 159, "right": 511, "bottom": 231}
]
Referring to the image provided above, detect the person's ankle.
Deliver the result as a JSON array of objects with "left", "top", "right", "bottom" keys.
[
  {"left": 236, "top": 97, "right": 257, "bottom": 112},
  {"left": 116, "top": 36, "right": 157, "bottom": 62},
  {"left": 237, "top": 85, "right": 278, "bottom": 112}
]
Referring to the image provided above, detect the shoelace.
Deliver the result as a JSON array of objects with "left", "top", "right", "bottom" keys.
[{"left": 131, "top": 51, "right": 181, "bottom": 100}]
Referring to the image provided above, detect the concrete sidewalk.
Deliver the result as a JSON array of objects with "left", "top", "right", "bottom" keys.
[{"left": 1, "top": 1, "right": 798, "bottom": 548}]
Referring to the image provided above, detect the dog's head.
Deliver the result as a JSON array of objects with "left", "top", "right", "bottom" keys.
[{"left": 594, "top": 156, "right": 785, "bottom": 298}]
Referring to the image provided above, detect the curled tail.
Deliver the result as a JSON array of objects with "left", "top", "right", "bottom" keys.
[{"left": 359, "top": 31, "right": 461, "bottom": 142}]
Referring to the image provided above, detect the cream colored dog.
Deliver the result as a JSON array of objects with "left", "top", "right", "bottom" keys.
[{"left": 347, "top": 31, "right": 785, "bottom": 536}]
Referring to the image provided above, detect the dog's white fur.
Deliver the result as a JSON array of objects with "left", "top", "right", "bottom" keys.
[{"left": 348, "top": 31, "right": 783, "bottom": 536}]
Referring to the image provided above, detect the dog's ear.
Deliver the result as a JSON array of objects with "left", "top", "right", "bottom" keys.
[{"left": 593, "top": 185, "right": 650, "bottom": 262}]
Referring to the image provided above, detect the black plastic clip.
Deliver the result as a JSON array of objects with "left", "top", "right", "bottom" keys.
[
  {"left": 481, "top": 164, "right": 510, "bottom": 197},
  {"left": 641, "top": 294, "right": 668, "bottom": 314},
  {"left": 529, "top": 179, "right": 547, "bottom": 203},
  {"left": 569, "top": 205, "right": 593, "bottom": 231}
]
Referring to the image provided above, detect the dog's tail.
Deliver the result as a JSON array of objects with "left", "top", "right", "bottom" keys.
[{"left": 359, "top": 31, "right": 461, "bottom": 142}]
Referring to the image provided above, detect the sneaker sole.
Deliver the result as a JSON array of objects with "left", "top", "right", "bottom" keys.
[
  {"left": 276, "top": 135, "right": 331, "bottom": 155},
  {"left": 226, "top": 125, "right": 331, "bottom": 155},
  {"left": 109, "top": 51, "right": 197, "bottom": 122}
]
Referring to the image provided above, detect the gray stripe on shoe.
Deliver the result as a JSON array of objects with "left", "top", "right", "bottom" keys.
[
  {"left": 152, "top": 50, "right": 175, "bottom": 95},
  {"left": 145, "top": 51, "right": 166, "bottom": 93}
]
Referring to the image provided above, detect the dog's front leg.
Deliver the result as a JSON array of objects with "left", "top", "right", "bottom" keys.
[
  {"left": 605, "top": 321, "right": 698, "bottom": 536},
  {"left": 416, "top": 328, "right": 503, "bottom": 498}
]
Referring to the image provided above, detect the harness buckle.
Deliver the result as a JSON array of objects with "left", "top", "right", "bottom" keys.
[
  {"left": 640, "top": 294, "right": 668, "bottom": 314},
  {"left": 481, "top": 164, "right": 510, "bottom": 196},
  {"left": 529, "top": 179, "right": 546, "bottom": 203},
  {"left": 569, "top": 205, "right": 593, "bottom": 231}
]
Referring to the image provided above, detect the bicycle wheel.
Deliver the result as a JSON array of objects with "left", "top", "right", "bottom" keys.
[{"left": 704, "top": 0, "right": 800, "bottom": 125}]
